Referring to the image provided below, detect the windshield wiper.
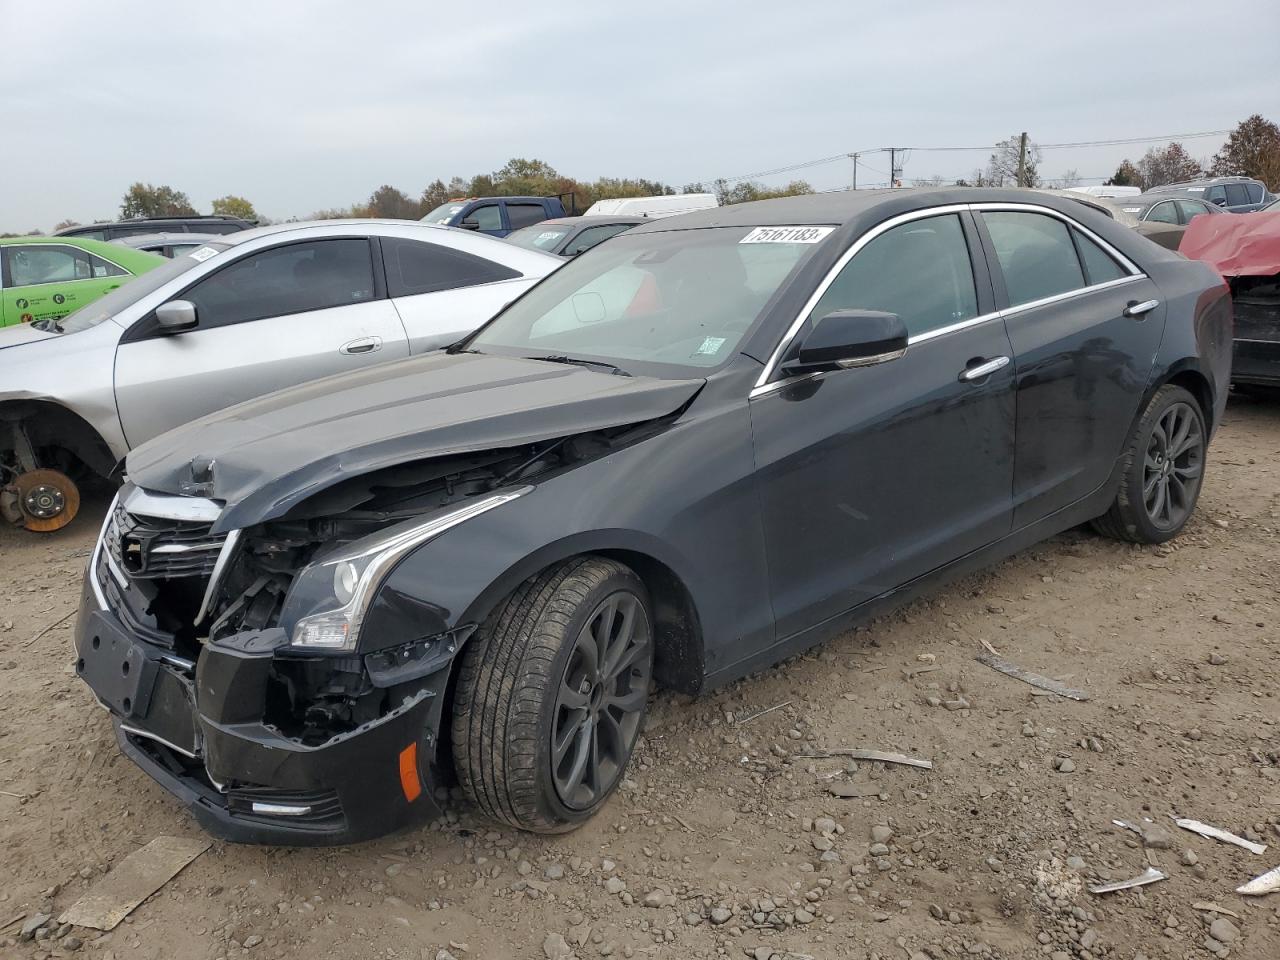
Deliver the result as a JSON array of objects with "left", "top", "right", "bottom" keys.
[{"left": 525, "top": 355, "right": 631, "bottom": 377}]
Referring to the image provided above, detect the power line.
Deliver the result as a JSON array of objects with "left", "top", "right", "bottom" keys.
[{"left": 706, "top": 128, "right": 1232, "bottom": 185}]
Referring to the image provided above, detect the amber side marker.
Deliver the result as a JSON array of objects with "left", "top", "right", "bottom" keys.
[{"left": 399, "top": 743, "right": 422, "bottom": 802}]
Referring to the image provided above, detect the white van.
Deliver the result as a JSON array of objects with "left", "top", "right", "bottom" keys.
[
  {"left": 583, "top": 193, "right": 719, "bottom": 219},
  {"left": 1066, "top": 185, "right": 1141, "bottom": 199}
]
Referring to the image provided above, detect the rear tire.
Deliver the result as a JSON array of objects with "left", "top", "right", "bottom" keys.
[
  {"left": 1091, "top": 384, "right": 1206, "bottom": 544},
  {"left": 451, "top": 556, "right": 653, "bottom": 833}
]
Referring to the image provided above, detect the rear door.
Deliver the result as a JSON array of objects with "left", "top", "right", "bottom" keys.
[
  {"left": 1224, "top": 183, "right": 1251, "bottom": 212},
  {"left": 976, "top": 206, "right": 1165, "bottom": 527},
  {"left": 113, "top": 237, "right": 410, "bottom": 446},
  {"left": 379, "top": 235, "right": 530, "bottom": 353}
]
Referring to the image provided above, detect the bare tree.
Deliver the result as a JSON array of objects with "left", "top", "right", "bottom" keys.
[
  {"left": 1136, "top": 143, "right": 1203, "bottom": 188},
  {"left": 1056, "top": 169, "right": 1082, "bottom": 188},
  {"left": 987, "top": 135, "right": 1041, "bottom": 187}
]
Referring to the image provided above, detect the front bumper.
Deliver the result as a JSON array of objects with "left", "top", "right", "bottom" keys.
[{"left": 73, "top": 593, "right": 448, "bottom": 845}]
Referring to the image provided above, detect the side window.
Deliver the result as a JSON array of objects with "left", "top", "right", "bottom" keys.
[
  {"left": 465, "top": 205, "right": 503, "bottom": 231},
  {"left": 1206, "top": 185, "right": 1227, "bottom": 205},
  {"left": 1146, "top": 201, "right": 1179, "bottom": 224},
  {"left": 75, "top": 229, "right": 108, "bottom": 241},
  {"left": 4, "top": 245, "right": 94, "bottom": 286},
  {"left": 1072, "top": 230, "right": 1127, "bottom": 285},
  {"left": 201, "top": 222, "right": 247, "bottom": 235},
  {"left": 90, "top": 254, "right": 128, "bottom": 278},
  {"left": 809, "top": 213, "right": 977, "bottom": 337},
  {"left": 505, "top": 203, "right": 548, "bottom": 230},
  {"left": 563, "top": 223, "right": 634, "bottom": 257},
  {"left": 982, "top": 211, "right": 1086, "bottom": 308},
  {"left": 182, "top": 239, "right": 374, "bottom": 329},
  {"left": 1176, "top": 200, "right": 1209, "bottom": 223},
  {"left": 1245, "top": 182, "right": 1264, "bottom": 203},
  {"left": 1224, "top": 183, "right": 1250, "bottom": 207},
  {"left": 382, "top": 236, "right": 520, "bottom": 297}
]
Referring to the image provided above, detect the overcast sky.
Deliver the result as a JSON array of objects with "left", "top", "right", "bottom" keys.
[{"left": 2, "top": 0, "right": 1277, "bottom": 231}]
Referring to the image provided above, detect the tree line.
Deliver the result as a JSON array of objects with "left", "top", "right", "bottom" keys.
[{"left": 8, "top": 115, "right": 1275, "bottom": 237}]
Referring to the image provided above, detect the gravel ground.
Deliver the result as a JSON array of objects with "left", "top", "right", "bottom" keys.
[{"left": 1, "top": 395, "right": 1278, "bottom": 960}]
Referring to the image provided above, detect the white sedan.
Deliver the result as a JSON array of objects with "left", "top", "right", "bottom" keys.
[{"left": 0, "top": 220, "right": 560, "bottom": 531}]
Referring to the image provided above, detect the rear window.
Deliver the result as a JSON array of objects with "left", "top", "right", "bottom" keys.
[
  {"left": 1224, "top": 184, "right": 1250, "bottom": 206},
  {"left": 982, "top": 211, "right": 1086, "bottom": 307},
  {"left": 382, "top": 236, "right": 520, "bottom": 296}
]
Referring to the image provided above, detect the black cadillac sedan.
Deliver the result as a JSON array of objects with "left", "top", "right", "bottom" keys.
[{"left": 73, "top": 189, "right": 1231, "bottom": 844}]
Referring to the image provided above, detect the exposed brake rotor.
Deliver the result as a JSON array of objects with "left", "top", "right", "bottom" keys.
[{"left": 11, "top": 468, "right": 81, "bottom": 533}]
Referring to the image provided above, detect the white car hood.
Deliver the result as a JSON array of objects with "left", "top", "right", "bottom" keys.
[{"left": 0, "top": 324, "right": 60, "bottom": 350}]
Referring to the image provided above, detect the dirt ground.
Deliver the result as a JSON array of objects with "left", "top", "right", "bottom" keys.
[{"left": 1, "top": 396, "right": 1278, "bottom": 960}]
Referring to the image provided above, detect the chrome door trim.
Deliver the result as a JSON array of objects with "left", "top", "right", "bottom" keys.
[
  {"left": 753, "top": 204, "right": 972, "bottom": 389},
  {"left": 752, "top": 201, "right": 1147, "bottom": 396}
]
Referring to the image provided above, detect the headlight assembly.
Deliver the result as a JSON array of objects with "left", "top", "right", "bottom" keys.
[{"left": 286, "top": 487, "right": 530, "bottom": 652}]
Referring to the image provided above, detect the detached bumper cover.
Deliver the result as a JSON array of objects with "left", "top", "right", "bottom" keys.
[{"left": 74, "top": 597, "right": 447, "bottom": 845}]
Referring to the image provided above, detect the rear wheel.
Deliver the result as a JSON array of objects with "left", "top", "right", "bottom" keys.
[
  {"left": 451, "top": 557, "right": 653, "bottom": 832},
  {"left": 1092, "top": 384, "right": 1205, "bottom": 543},
  {"left": 6, "top": 468, "right": 81, "bottom": 533}
]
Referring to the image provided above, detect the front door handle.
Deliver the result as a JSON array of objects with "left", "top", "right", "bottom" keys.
[
  {"left": 959, "top": 356, "right": 1010, "bottom": 382},
  {"left": 1124, "top": 299, "right": 1159, "bottom": 318},
  {"left": 340, "top": 336, "right": 382, "bottom": 356}
]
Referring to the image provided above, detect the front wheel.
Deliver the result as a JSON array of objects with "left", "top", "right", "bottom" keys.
[
  {"left": 451, "top": 557, "right": 653, "bottom": 833},
  {"left": 1092, "top": 384, "right": 1206, "bottom": 543}
]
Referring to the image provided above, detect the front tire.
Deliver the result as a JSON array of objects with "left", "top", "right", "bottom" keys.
[
  {"left": 451, "top": 557, "right": 653, "bottom": 833},
  {"left": 1092, "top": 384, "right": 1206, "bottom": 543}
]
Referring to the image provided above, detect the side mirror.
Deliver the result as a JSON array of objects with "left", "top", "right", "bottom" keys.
[
  {"left": 459, "top": 217, "right": 481, "bottom": 230},
  {"left": 780, "top": 309, "right": 908, "bottom": 375},
  {"left": 155, "top": 299, "right": 198, "bottom": 333}
]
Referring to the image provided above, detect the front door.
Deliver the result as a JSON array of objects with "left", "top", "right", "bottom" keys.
[
  {"left": 113, "top": 238, "right": 409, "bottom": 447},
  {"left": 975, "top": 208, "right": 1166, "bottom": 526},
  {"left": 751, "top": 211, "right": 1016, "bottom": 642}
]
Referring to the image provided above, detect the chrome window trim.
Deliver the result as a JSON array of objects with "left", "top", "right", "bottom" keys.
[
  {"left": 124, "top": 486, "right": 223, "bottom": 523},
  {"left": 753, "top": 204, "right": 971, "bottom": 388},
  {"left": 751, "top": 201, "right": 1147, "bottom": 396}
]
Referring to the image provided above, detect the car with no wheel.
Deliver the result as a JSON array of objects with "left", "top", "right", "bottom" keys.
[
  {"left": 73, "top": 189, "right": 1231, "bottom": 844},
  {"left": 0, "top": 221, "right": 558, "bottom": 532}
]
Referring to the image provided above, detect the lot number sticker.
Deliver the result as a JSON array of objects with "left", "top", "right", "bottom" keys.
[
  {"left": 739, "top": 226, "right": 834, "bottom": 244},
  {"left": 188, "top": 246, "right": 220, "bottom": 262}
]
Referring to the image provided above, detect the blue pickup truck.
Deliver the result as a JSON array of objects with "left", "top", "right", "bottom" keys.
[{"left": 421, "top": 196, "right": 568, "bottom": 237}]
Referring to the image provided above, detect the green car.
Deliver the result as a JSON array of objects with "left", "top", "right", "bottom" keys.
[{"left": 0, "top": 237, "right": 163, "bottom": 327}]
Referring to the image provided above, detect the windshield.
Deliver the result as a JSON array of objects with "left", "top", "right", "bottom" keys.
[
  {"left": 57, "top": 242, "right": 230, "bottom": 333},
  {"left": 466, "top": 226, "right": 823, "bottom": 375},
  {"left": 422, "top": 202, "right": 467, "bottom": 225},
  {"left": 507, "top": 224, "right": 572, "bottom": 252}
]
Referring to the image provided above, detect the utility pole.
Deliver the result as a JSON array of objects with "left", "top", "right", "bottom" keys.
[
  {"left": 849, "top": 152, "right": 858, "bottom": 190},
  {"left": 1016, "top": 131, "right": 1028, "bottom": 188},
  {"left": 889, "top": 147, "right": 897, "bottom": 187}
]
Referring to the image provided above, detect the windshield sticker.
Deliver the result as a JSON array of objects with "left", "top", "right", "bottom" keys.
[
  {"left": 536, "top": 232, "right": 560, "bottom": 242},
  {"left": 1122, "top": 207, "right": 1143, "bottom": 213},
  {"left": 188, "top": 246, "right": 220, "bottom": 262},
  {"left": 739, "top": 226, "right": 835, "bottom": 245},
  {"left": 694, "top": 336, "right": 727, "bottom": 356}
]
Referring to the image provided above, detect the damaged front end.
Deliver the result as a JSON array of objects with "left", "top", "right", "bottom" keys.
[{"left": 74, "top": 425, "right": 650, "bottom": 843}]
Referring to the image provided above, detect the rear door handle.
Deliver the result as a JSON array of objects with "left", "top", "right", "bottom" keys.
[
  {"left": 1124, "top": 299, "right": 1159, "bottom": 318},
  {"left": 340, "top": 336, "right": 381, "bottom": 356},
  {"left": 959, "top": 356, "right": 1010, "bottom": 382}
]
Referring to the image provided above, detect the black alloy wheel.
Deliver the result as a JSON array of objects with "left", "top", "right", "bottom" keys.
[
  {"left": 551, "top": 590, "right": 652, "bottom": 810},
  {"left": 452, "top": 556, "right": 654, "bottom": 832}
]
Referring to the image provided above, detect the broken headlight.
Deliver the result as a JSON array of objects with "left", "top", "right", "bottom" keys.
[{"left": 285, "top": 488, "right": 530, "bottom": 652}]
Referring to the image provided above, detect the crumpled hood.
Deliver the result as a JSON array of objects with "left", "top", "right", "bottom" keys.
[
  {"left": 0, "top": 323, "right": 60, "bottom": 350},
  {"left": 1180, "top": 210, "right": 1280, "bottom": 277},
  {"left": 126, "top": 351, "right": 704, "bottom": 532}
]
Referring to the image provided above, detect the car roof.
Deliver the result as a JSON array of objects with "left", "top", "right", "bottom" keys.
[
  {"left": 527, "top": 216, "right": 649, "bottom": 229},
  {"left": 627, "top": 187, "right": 1114, "bottom": 232},
  {"left": 114, "top": 232, "right": 226, "bottom": 248},
  {"left": 54, "top": 215, "right": 250, "bottom": 235}
]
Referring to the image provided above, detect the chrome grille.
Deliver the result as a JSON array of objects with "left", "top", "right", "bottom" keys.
[{"left": 105, "top": 500, "right": 228, "bottom": 580}]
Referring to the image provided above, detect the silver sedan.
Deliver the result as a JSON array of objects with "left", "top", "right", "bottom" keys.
[{"left": 0, "top": 220, "right": 561, "bottom": 532}]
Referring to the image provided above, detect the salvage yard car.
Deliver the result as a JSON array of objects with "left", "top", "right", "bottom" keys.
[
  {"left": 0, "top": 236, "right": 162, "bottom": 327},
  {"left": 505, "top": 215, "right": 646, "bottom": 257},
  {"left": 0, "top": 221, "right": 559, "bottom": 531},
  {"left": 72, "top": 189, "right": 1230, "bottom": 844}
]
